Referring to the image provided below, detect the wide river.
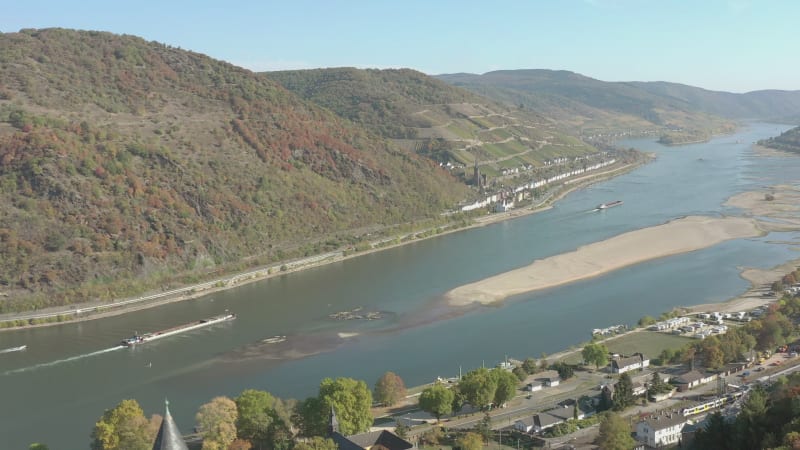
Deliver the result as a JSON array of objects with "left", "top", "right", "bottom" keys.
[{"left": 2, "top": 123, "right": 799, "bottom": 449}]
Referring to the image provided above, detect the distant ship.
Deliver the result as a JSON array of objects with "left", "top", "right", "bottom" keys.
[
  {"left": 596, "top": 200, "right": 623, "bottom": 210},
  {"left": 121, "top": 313, "right": 235, "bottom": 346},
  {"left": 0, "top": 344, "right": 27, "bottom": 353}
]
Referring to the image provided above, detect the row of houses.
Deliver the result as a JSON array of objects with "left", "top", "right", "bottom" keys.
[
  {"left": 592, "top": 324, "right": 626, "bottom": 336},
  {"left": 648, "top": 316, "right": 690, "bottom": 331},
  {"left": 460, "top": 159, "right": 616, "bottom": 211}
]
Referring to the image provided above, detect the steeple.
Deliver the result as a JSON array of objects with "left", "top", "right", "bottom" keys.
[
  {"left": 328, "top": 405, "right": 339, "bottom": 435},
  {"left": 152, "top": 399, "right": 189, "bottom": 450}
]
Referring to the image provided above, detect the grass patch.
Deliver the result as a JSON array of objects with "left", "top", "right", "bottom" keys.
[{"left": 559, "top": 331, "right": 692, "bottom": 365}]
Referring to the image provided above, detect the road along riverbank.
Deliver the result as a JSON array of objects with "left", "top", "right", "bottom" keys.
[{"left": 0, "top": 159, "right": 647, "bottom": 331}]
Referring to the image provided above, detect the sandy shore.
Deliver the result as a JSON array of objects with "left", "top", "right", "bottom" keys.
[
  {"left": 446, "top": 216, "right": 764, "bottom": 306},
  {"left": 725, "top": 184, "right": 800, "bottom": 230}
]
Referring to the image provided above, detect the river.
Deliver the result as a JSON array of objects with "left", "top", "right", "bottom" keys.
[{"left": 1, "top": 123, "right": 798, "bottom": 449}]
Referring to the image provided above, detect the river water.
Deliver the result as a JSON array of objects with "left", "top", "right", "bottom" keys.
[{"left": 1, "top": 123, "right": 799, "bottom": 449}]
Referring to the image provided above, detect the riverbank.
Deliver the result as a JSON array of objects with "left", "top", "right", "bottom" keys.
[
  {"left": 0, "top": 159, "right": 649, "bottom": 331},
  {"left": 446, "top": 215, "right": 765, "bottom": 306}
]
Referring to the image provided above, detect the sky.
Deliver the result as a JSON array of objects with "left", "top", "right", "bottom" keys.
[{"left": 1, "top": 0, "right": 797, "bottom": 93}]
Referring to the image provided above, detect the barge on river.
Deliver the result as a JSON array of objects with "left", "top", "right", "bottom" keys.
[{"left": 121, "top": 313, "right": 235, "bottom": 346}]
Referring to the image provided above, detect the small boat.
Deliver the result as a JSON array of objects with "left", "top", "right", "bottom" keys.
[
  {"left": 0, "top": 345, "right": 27, "bottom": 353},
  {"left": 597, "top": 200, "right": 623, "bottom": 210},
  {"left": 262, "top": 335, "right": 287, "bottom": 344}
]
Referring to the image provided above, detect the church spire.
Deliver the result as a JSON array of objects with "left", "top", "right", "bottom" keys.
[
  {"left": 152, "top": 398, "right": 189, "bottom": 450},
  {"left": 328, "top": 405, "right": 339, "bottom": 435}
]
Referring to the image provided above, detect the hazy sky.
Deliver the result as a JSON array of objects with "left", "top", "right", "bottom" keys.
[{"left": 2, "top": 0, "right": 797, "bottom": 93}]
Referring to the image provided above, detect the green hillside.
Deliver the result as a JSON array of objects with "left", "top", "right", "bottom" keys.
[
  {"left": 758, "top": 126, "right": 800, "bottom": 153},
  {"left": 0, "top": 29, "right": 468, "bottom": 312},
  {"left": 268, "top": 68, "right": 598, "bottom": 183},
  {"left": 436, "top": 70, "right": 794, "bottom": 139}
]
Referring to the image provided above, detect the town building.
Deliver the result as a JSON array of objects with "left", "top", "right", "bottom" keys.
[
  {"left": 673, "top": 370, "right": 717, "bottom": 391},
  {"left": 635, "top": 413, "right": 688, "bottom": 447},
  {"left": 328, "top": 407, "right": 413, "bottom": 450},
  {"left": 611, "top": 353, "right": 649, "bottom": 374}
]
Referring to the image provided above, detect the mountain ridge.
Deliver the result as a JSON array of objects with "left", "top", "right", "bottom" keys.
[
  {"left": 0, "top": 28, "right": 468, "bottom": 312},
  {"left": 437, "top": 69, "right": 800, "bottom": 136}
]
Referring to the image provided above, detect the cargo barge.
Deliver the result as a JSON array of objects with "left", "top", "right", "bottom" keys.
[{"left": 121, "top": 312, "right": 235, "bottom": 346}]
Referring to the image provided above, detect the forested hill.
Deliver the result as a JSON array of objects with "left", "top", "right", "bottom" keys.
[
  {"left": 0, "top": 28, "right": 467, "bottom": 312},
  {"left": 267, "top": 68, "right": 482, "bottom": 139},
  {"left": 437, "top": 69, "right": 800, "bottom": 136},
  {"left": 268, "top": 68, "right": 598, "bottom": 181},
  {"left": 758, "top": 126, "right": 800, "bottom": 153}
]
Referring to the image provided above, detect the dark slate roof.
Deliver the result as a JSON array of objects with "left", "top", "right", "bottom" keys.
[
  {"left": 331, "top": 430, "right": 413, "bottom": 450},
  {"left": 534, "top": 412, "right": 563, "bottom": 428},
  {"left": 152, "top": 400, "right": 189, "bottom": 450},
  {"left": 546, "top": 407, "right": 575, "bottom": 421},
  {"left": 639, "top": 413, "right": 687, "bottom": 431},
  {"left": 612, "top": 353, "right": 645, "bottom": 370},
  {"left": 516, "top": 416, "right": 535, "bottom": 427}
]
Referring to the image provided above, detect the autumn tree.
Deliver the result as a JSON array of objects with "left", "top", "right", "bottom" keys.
[
  {"left": 521, "top": 358, "right": 538, "bottom": 374},
  {"left": 91, "top": 399, "right": 158, "bottom": 450},
  {"left": 374, "top": 371, "right": 407, "bottom": 407},
  {"left": 456, "top": 432, "right": 483, "bottom": 450},
  {"left": 419, "top": 383, "right": 454, "bottom": 422},
  {"left": 293, "top": 437, "right": 338, "bottom": 450},
  {"left": 595, "top": 412, "right": 635, "bottom": 450},
  {"left": 582, "top": 342, "right": 609, "bottom": 369},
  {"left": 491, "top": 369, "right": 518, "bottom": 406},
  {"left": 458, "top": 368, "right": 497, "bottom": 410},
  {"left": 196, "top": 396, "right": 238, "bottom": 450},
  {"left": 297, "top": 377, "right": 373, "bottom": 436},
  {"left": 235, "top": 389, "right": 293, "bottom": 450}
]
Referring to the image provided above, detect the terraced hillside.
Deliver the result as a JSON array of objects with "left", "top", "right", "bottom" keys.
[
  {"left": 268, "top": 68, "right": 599, "bottom": 182},
  {"left": 437, "top": 69, "right": 755, "bottom": 140}
]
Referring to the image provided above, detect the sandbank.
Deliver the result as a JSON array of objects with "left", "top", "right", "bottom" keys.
[{"left": 446, "top": 216, "right": 764, "bottom": 306}]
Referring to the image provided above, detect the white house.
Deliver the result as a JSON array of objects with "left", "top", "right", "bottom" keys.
[
  {"left": 611, "top": 353, "right": 649, "bottom": 374},
  {"left": 636, "top": 413, "right": 688, "bottom": 447},
  {"left": 514, "top": 412, "right": 564, "bottom": 434},
  {"left": 544, "top": 376, "right": 560, "bottom": 387},
  {"left": 527, "top": 382, "right": 543, "bottom": 392}
]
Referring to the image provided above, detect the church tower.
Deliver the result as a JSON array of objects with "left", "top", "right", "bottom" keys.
[{"left": 152, "top": 399, "right": 189, "bottom": 450}]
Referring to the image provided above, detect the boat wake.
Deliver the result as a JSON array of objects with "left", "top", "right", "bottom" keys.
[
  {"left": 0, "top": 345, "right": 27, "bottom": 354},
  {"left": 2, "top": 345, "right": 125, "bottom": 376}
]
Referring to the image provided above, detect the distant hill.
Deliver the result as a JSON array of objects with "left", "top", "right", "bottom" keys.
[
  {"left": 437, "top": 70, "right": 800, "bottom": 138},
  {"left": 630, "top": 82, "right": 800, "bottom": 120},
  {"left": 0, "top": 29, "right": 468, "bottom": 312},
  {"left": 758, "top": 126, "right": 800, "bottom": 153},
  {"left": 268, "top": 68, "right": 598, "bottom": 181}
]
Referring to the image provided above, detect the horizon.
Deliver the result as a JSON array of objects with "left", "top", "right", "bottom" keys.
[{"left": 2, "top": 0, "right": 799, "bottom": 93}]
